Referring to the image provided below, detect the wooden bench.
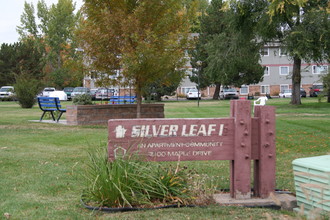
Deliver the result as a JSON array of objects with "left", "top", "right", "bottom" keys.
[
  {"left": 37, "top": 97, "right": 66, "bottom": 122},
  {"left": 109, "top": 96, "right": 136, "bottom": 104}
]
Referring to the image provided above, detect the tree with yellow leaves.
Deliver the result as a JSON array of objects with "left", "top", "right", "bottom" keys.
[{"left": 79, "top": 0, "right": 196, "bottom": 117}]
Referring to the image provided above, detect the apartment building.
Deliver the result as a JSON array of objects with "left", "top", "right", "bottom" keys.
[
  {"left": 178, "top": 42, "right": 328, "bottom": 97},
  {"left": 84, "top": 41, "right": 328, "bottom": 98},
  {"left": 248, "top": 43, "right": 328, "bottom": 96}
]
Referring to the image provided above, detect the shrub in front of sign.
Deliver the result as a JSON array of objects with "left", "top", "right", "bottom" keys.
[{"left": 82, "top": 147, "right": 193, "bottom": 208}]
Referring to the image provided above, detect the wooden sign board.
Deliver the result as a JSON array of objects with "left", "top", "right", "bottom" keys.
[{"left": 108, "top": 118, "right": 235, "bottom": 161}]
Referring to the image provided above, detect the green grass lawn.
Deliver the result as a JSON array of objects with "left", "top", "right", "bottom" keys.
[{"left": 0, "top": 98, "right": 329, "bottom": 219}]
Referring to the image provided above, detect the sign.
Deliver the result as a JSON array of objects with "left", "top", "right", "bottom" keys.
[
  {"left": 108, "top": 118, "right": 235, "bottom": 161},
  {"left": 108, "top": 100, "right": 276, "bottom": 199}
]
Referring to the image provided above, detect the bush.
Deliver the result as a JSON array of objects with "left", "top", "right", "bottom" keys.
[
  {"left": 177, "top": 93, "right": 187, "bottom": 98},
  {"left": 14, "top": 74, "right": 42, "bottom": 108},
  {"left": 73, "top": 94, "right": 92, "bottom": 105}
]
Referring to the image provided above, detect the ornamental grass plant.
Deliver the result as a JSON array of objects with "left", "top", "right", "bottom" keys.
[{"left": 82, "top": 147, "right": 194, "bottom": 208}]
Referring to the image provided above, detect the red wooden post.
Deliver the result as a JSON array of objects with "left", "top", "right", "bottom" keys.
[
  {"left": 253, "top": 105, "right": 276, "bottom": 198},
  {"left": 230, "top": 100, "right": 251, "bottom": 199}
]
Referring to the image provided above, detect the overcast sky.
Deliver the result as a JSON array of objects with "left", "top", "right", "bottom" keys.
[{"left": 0, "top": 0, "right": 83, "bottom": 45}]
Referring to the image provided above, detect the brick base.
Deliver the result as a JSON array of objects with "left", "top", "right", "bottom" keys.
[{"left": 66, "top": 104, "right": 164, "bottom": 125}]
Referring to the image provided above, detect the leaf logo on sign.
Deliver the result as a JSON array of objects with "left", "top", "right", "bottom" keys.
[{"left": 115, "top": 125, "right": 127, "bottom": 138}]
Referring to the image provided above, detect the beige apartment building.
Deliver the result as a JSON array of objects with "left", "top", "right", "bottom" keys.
[{"left": 178, "top": 42, "right": 328, "bottom": 98}]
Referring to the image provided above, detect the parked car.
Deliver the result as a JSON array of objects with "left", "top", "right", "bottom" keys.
[
  {"left": 90, "top": 89, "right": 98, "bottom": 100},
  {"left": 279, "top": 89, "right": 292, "bottom": 98},
  {"left": 95, "top": 88, "right": 116, "bottom": 100},
  {"left": 0, "top": 86, "right": 15, "bottom": 98},
  {"left": 309, "top": 84, "right": 323, "bottom": 97},
  {"left": 186, "top": 88, "right": 201, "bottom": 99},
  {"left": 49, "top": 90, "right": 68, "bottom": 101},
  {"left": 63, "top": 87, "right": 74, "bottom": 100},
  {"left": 300, "top": 88, "right": 306, "bottom": 98},
  {"left": 71, "top": 87, "right": 91, "bottom": 99},
  {"left": 41, "top": 87, "right": 56, "bottom": 97},
  {"left": 219, "top": 88, "right": 239, "bottom": 100}
]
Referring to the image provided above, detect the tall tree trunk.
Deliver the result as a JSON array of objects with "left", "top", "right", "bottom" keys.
[
  {"left": 213, "top": 83, "right": 221, "bottom": 100},
  {"left": 136, "top": 92, "right": 142, "bottom": 118},
  {"left": 291, "top": 56, "right": 302, "bottom": 105}
]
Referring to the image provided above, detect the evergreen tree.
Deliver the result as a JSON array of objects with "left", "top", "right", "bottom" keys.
[
  {"left": 0, "top": 40, "right": 44, "bottom": 87},
  {"left": 0, "top": 43, "right": 16, "bottom": 86}
]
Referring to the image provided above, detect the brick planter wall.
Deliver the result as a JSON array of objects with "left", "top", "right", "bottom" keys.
[{"left": 66, "top": 104, "right": 164, "bottom": 125}]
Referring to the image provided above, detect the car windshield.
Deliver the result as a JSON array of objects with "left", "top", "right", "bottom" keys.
[
  {"left": 98, "top": 89, "right": 107, "bottom": 93},
  {"left": 64, "top": 88, "right": 74, "bottom": 92},
  {"left": 0, "top": 88, "right": 12, "bottom": 92},
  {"left": 284, "top": 90, "right": 291, "bottom": 93},
  {"left": 313, "top": 85, "right": 323, "bottom": 89},
  {"left": 189, "top": 89, "right": 198, "bottom": 93},
  {"left": 224, "top": 88, "right": 236, "bottom": 92},
  {"left": 44, "top": 88, "right": 55, "bottom": 91},
  {"left": 73, "top": 88, "right": 87, "bottom": 92}
]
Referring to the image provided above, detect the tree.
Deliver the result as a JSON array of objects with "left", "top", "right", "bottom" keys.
[
  {"left": 143, "top": 70, "right": 183, "bottom": 102},
  {"left": 14, "top": 73, "right": 43, "bottom": 108},
  {"left": 80, "top": 0, "right": 195, "bottom": 117},
  {"left": 0, "top": 40, "right": 44, "bottom": 87},
  {"left": 322, "top": 71, "right": 330, "bottom": 103},
  {"left": 259, "top": 0, "right": 330, "bottom": 105},
  {"left": 191, "top": 0, "right": 264, "bottom": 99},
  {"left": 17, "top": 0, "right": 81, "bottom": 88},
  {"left": 0, "top": 43, "right": 16, "bottom": 86},
  {"left": 0, "top": 40, "right": 44, "bottom": 109}
]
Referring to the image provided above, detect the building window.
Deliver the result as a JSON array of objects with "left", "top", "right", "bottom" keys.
[
  {"left": 240, "top": 85, "right": 249, "bottom": 95},
  {"left": 260, "top": 47, "right": 269, "bottom": 56},
  {"left": 280, "top": 66, "right": 289, "bottom": 75},
  {"left": 280, "top": 84, "right": 289, "bottom": 93},
  {"left": 279, "top": 48, "right": 287, "bottom": 56},
  {"left": 261, "top": 85, "right": 270, "bottom": 94},
  {"left": 312, "top": 65, "right": 328, "bottom": 74},
  {"left": 264, "top": 66, "right": 270, "bottom": 76}
]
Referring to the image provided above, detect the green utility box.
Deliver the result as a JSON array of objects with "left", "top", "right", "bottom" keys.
[{"left": 292, "top": 155, "right": 330, "bottom": 215}]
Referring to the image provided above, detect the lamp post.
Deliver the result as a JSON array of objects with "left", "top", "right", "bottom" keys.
[{"left": 196, "top": 60, "right": 202, "bottom": 107}]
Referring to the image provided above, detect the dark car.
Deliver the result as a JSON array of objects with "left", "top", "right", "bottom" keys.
[
  {"left": 309, "top": 84, "right": 323, "bottom": 97},
  {"left": 63, "top": 87, "right": 74, "bottom": 100},
  {"left": 300, "top": 88, "right": 306, "bottom": 98}
]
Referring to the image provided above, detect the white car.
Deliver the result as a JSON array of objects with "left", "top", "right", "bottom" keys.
[
  {"left": 71, "top": 87, "right": 91, "bottom": 99},
  {"left": 0, "top": 86, "right": 15, "bottom": 98},
  {"left": 42, "top": 87, "right": 56, "bottom": 97},
  {"left": 186, "top": 88, "right": 201, "bottom": 99},
  {"left": 219, "top": 88, "right": 239, "bottom": 100},
  {"left": 279, "top": 89, "right": 292, "bottom": 98},
  {"left": 49, "top": 91, "right": 68, "bottom": 101}
]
